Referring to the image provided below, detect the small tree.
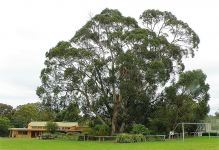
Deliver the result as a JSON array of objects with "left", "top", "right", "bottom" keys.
[
  {"left": 93, "top": 124, "right": 110, "bottom": 136},
  {"left": 46, "top": 122, "right": 58, "bottom": 134},
  {"left": 131, "top": 123, "right": 149, "bottom": 134}
]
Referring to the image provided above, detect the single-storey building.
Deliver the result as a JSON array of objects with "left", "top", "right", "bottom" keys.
[{"left": 9, "top": 121, "right": 83, "bottom": 138}]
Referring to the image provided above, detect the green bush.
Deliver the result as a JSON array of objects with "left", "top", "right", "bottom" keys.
[
  {"left": 116, "top": 133, "right": 145, "bottom": 143},
  {"left": 43, "top": 132, "right": 83, "bottom": 140},
  {"left": 92, "top": 124, "right": 109, "bottom": 136},
  {"left": 202, "top": 132, "right": 218, "bottom": 136},
  {"left": 52, "top": 132, "right": 66, "bottom": 139},
  {"left": 81, "top": 127, "right": 92, "bottom": 134},
  {"left": 132, "top": 134, "right": 146, "bottom": 142},
  {"left": 41, "top": 133, "right": 55, "bottom": 140},
  {"left": 64, "top": 132, "right": 80, "bottom": 140},
  {"left": 144, "top": 135, "right": 165, "bottom": 141},
  {"left": 131, "top": 123, "right": 150, "bottom": 135}
]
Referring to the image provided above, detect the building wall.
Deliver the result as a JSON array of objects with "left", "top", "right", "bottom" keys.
[
  {"left": 9, "top": 122, "right": 84, "bottom": 138},
  {"left": 10, "top": 130, "right": 31, "bottom": 138},
  {"left": 10, "top": 130, "right": 45, "bottom": 138}
]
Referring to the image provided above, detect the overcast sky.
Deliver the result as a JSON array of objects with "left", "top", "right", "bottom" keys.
[{"left": 0, "top": 0, "right": 218, "bottom": 114}]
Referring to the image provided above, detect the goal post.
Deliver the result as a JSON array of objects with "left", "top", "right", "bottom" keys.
[{"left": 172, "top": 122, "right": 211, "bottom": 141}]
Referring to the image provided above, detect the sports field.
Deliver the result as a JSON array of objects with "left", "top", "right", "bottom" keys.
[{"left": 0, "top": 137, "right": 219, "bottom": 150}]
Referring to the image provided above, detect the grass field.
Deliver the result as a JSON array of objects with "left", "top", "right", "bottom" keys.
[{"left": 1, "top": 137, "right": 219, "bottom": 150}]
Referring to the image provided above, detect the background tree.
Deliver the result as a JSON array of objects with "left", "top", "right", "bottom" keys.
[
  {"left": 0, "top": 103, "right": 14, "bottom": 120},
  {"left": 46, "top": 122, "right": 58, "bottom": 134},
  {"left": 12, "top": 103, "right": 40, "bottom": 127},
  {"left": 150, "top": 70, "right": 209, "bottom": 133},
  {"left": 34, "top": 102, "right": 55, "bottom": 121},
  {"left": 0, "top": 103, "right": 14, "bottom": 137},
  {"left": 205, "top": 112, "right": 219, "bottom": 131},
  {"left": 55, "top": 102, "right": 81, "bottom": 122},
  {"left": 0, "top": 116, "right": 11, "bottom": 137},
  {"left": 215, "top": 112, "right": 219, "bottom": 118},
  {"left": 37, "top": 9, "right": 207, "bottom": 134}
]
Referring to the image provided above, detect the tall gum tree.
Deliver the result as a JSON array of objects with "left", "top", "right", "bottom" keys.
[{"left": 37, "top": 9, "right": 201, "bottom": 134}]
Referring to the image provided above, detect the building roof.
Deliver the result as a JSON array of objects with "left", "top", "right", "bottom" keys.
[
  {"left": 28, "top": 122, "right": 78, "bottom": 127},
  {"left": 8, "top": 128, "right": 46, "bottom": 131},
  {"left": 8, "top": 128, "right": 28, "bottom": 131}
]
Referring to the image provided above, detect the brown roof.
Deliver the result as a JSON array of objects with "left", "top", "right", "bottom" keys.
[{"left": 8, "top": 128, "right": 45, "bottom": 131}]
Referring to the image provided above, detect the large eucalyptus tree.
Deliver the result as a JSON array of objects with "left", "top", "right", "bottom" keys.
[{"left": 37, "top": 9, "right": 204, "bottom": 134}]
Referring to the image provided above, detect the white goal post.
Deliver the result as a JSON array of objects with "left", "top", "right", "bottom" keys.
[{"left": 171, "top": 122, "right": 211, "bottom": 141}]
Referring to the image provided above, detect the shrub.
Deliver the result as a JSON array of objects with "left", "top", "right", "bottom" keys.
[
  {"left": 202, "top": 132, "right": 218, "bottom": 136},
  {"left": 41, "top": 133, "right": 55, "bottom": 140},
  {"left": 116, "top": 133, "right": 145, "bottom": 143},
  {"left": 131, "top": 123, "right": 150, "bottom": 135},
  {"left": 132, "top": 134, "right": 146, "bottom": 142},
  {"left": 53, "top": 132, "right": 65, "bottom": 139},
  {"left": 65, "top": 132, "right": 80, "bottom": 140},
  {"left": 92, "top": 124, "right": 109, "bottom": 136},
  {"left": 81, "top": 127, "right": 92, "bottom": 134},
  {"left": 44, "top": 132, "right": 82, "bottom": 140}
]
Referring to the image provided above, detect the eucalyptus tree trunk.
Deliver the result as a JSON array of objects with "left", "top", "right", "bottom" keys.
[{"left": 111, "top": 94, "right": 121, "bottom": 135}]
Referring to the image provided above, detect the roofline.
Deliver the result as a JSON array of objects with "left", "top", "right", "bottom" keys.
[
  {"left": 8, "top": 128, "right": 83, "bottom": 132},
  {"left": 8, "top": 128, "right": 46, "bottom": 131},
  {"left": 29, "top": 121, "right": 79, "bottom": 123}
]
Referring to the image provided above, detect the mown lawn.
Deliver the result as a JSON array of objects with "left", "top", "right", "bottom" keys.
[{"left": 0, "top": 137, "right": 219, "bottom": 150}]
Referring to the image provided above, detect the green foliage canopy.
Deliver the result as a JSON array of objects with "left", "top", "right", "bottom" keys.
[
  {"left": 37, "top": 8, "right": 207, "bottom": 134},
  {"left": 12, "top": 103, "right": 39, "bottom": 128},
  {"left": 0, "top": 103, "right": 13, "bottom": 119},
  {"left": 0, "top": 116, "right": 11, "bottom": 137},
  {"left": 150, "top": 70, "right": 209, "bottom": 133}
]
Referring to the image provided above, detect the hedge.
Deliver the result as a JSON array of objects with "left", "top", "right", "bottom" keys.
[
  {"left": 116, "top": 133, "right": 145, "bottom": 143},
  {"left": 202, "top": 132, "right": 218, "bottom": 136}
]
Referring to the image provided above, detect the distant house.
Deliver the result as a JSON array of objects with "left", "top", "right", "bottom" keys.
[{"left": 9, "top": 121, "right": 83, "bottom": 138}]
